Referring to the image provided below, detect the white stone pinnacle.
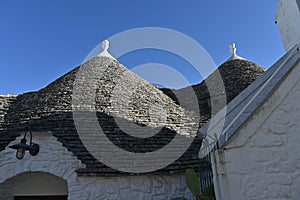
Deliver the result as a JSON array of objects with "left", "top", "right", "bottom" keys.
[
  {"left": 98, "top": 39, "right": 115, "bottom": 59},
  {"left": 230, "top": 43, "right": 237, "bottom": 56},
  {"left": 227, "top": 43, "right": 245, "bottom": 61}
]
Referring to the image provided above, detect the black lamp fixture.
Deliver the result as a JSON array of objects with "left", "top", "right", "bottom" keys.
[{"left": 9, "top": 131, "right": 40, "bottom": 160}]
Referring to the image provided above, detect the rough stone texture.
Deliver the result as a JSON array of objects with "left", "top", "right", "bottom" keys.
[
  {"left": 0, "top": 56, "right": 200, "bottom": 176},
  {"left": 0, "top": 56, "right": 264, "bottom": 177},
  {"left": 0, "top": 95, "right": 17, "bottom": 129},
  {"left": 0, "top": 55, "right": 265, "bottom": 198},
  {"left": 161, "top": 59, "right": 265, "bottom": 122},
  {"left": 161, "top": 59, "right": 265, "bottom": 193},
  {"left": 211, "top": 61, "right": 300, "bottom": 200},
  {"left": 0, "top": 134, "right": 193, "bottom": 200},
  {"left": 0, "top": 95, "right": 18, "bottom": 151},
  {"left": 200, "top": 44, "right": 300, "bottom": 149}
]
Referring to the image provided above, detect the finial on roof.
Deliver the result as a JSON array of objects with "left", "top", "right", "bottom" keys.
[
  {"left": 227, "top": 42, "right": 245, "bottom": 61},
  {"left": 230, "top": 43, "right": 237, "bottom": 56},
  {"left": 98, "top": 39, "right": 115, "bottom": 59},
  {"left": 102, "top": 40, "right": 109, "bottom": 51}
]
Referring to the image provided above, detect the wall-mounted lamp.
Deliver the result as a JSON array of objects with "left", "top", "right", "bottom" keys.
[{"left": 9, "top": 131, "right": 39, "bottom": 159}]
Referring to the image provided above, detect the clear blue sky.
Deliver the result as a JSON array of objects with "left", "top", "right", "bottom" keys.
[{"left": 0, "top": 0, "right": 284, "bottom": 94}]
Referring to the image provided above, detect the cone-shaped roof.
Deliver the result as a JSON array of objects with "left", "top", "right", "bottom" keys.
[
  {"left": 0, "top": 42, "right": 265, "bottom": 176},
  {"left": 161, "top": 48, "right": 265, "bottom": 122},
  {"left": 0, "top": 56, "right": 200, "bottom": 175}
]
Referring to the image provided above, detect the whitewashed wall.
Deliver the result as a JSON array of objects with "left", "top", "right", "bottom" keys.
[
  {"left": 212, "top": 60, "right": 300, "bottom": 200},
  {"left": 276, "top": 0, "right": 300, "bottom": 51},
  {"left": 0, "top": 134, "right": 193, "bottom": 200}
]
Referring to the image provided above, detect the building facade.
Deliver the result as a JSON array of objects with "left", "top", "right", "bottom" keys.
[{"left": 206, "top": 1, "right": 300, "bottom": 199}]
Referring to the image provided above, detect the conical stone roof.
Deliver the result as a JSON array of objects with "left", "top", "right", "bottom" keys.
[
  {"left": 161, "top": 55, "right": 265, "bottom": 123},
  {"left": 0, "top": 42, "right": 265, "bottom": 175},
  {"left": 0, "top": 56, "right": 200, "bottom": 175}
]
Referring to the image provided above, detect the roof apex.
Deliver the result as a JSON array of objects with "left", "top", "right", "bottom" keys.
[
  {"left": 97, "top": 39, "right": 115, "bottom": 59},
  {"left": 227, "top": 43, "right": 245, "bottom": 61}
]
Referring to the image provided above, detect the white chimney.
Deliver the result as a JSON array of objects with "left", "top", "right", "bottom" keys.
[{"left": 276, "top": 0, "right": 300, "bottom": 51}]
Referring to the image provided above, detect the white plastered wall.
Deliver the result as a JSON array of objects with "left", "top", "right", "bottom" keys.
[
  {"left": 276, "top": 0, "right": 300, "bottom": 51},
  {"left": 212, "top": 60, "right": 300, "bottom": 199},
  {"left": 0, "top": 134, "right": 193, "bottom": 200}
]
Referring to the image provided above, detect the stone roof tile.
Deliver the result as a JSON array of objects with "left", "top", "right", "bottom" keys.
[{"left": 0, "top": 55, "right": 265, "bottom": 176}]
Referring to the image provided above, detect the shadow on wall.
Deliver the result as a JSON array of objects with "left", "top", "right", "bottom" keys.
[{"left": 0, "top": 172, "right": 68, "bottom": 199}]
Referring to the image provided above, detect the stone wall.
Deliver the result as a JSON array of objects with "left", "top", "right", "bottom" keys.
[
  {"left": 0, "top": 134, "right": 193, "bottom": 200},
  {"left": 212, "top": 61, "right": 300, "bottom": 199}
]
